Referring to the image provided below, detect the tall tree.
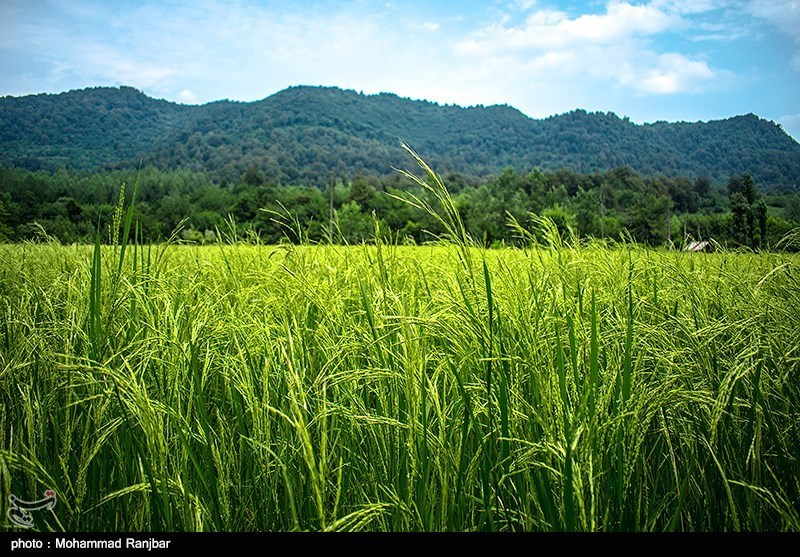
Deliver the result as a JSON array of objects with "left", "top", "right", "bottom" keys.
[
  {"left": 730, "top": 192, "right": 751, "bottom": 246},
  {"left": 728, "top": 174, "right": 766, "bottom": 249}
]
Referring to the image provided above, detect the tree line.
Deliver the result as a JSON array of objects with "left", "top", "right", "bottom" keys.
[{"left": 1, "top": 164, "right": 798, "bottom": 249}]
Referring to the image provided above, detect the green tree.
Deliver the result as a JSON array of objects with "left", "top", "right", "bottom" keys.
[
  {"left": 626, "top": 196, "right": 662, "bottom": 245},
  {"left": 753, "top": 199, "right": 767, "bottom": 248},
  {"left": 241, "top": 165, "right": 265, "bottom": 187},
  {"left": 542, "top": 204, "right": 575, "bottom": 241},
  {"left": 730, "top": 192, "right": 751, "bottom": 246},
  {"left": 728, "top": 174, "right": 767, "bottom": 248},
  {"left": 694, "top": 175, "right": 711, "bottom": 198},
  {"left": 573, "top": 187, "right": 599, "bottom": 237},
  {"left": 461, "top": 185, "right": 503, "bottom": 244},
  {"left": 0, "top": 192, "right": 18, "bottom": 241},
  {"left": 348, "top": 176, "right": 375, "bottom": 211},
  {"left": 729, "top": 173, "right": 757, "bottom": 205},
  {"left": 337, "top": 201, "right": 372, "bottom": 243}
]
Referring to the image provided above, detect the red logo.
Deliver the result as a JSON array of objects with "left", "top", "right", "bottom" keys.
[{"left": 44, "top": 490, "right": 55, "bottom": 497}]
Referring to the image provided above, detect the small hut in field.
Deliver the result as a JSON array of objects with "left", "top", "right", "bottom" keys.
[{"left": 683, "top": 240, "right": 711, "bottom": 252}]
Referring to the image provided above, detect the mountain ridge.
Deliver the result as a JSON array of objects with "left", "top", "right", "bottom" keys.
[{"left": 1, "top": 85, "right": 798, "bottom": 189}]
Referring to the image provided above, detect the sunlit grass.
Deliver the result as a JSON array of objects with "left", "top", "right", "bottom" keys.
[
  {"left": 1, "top": 150, "right": 799, "bottom": 531},
  {"left": 1, "top": 237, "right": 798, "bottom": 531}
]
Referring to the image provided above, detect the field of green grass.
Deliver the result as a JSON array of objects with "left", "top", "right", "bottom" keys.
[
  {"left": 1, "top": 235, "right": 799, "bottom": 531},
  {"left": 2, "top": 153, "right": 799, "bottom": 532}
]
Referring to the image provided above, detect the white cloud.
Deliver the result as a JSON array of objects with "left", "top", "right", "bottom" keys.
[
  {"left": 178, "top": 89, "right": 197, "bottom": 103},
  {"left": 556, "top": 2, "right": 682, "bottom": 40},
  {"left": 453, "top": 1, "right": 719, "bottom": 96},
  {"left": 422, "top": 21, "right": 440, "bottom": 31},
  {"left": 638, "top": 53, "right": 717, "bottom": 93},
  {"left": 457, "top": 3, "right": 681, "bottom": 55}
]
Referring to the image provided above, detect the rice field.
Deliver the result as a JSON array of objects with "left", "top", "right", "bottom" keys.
[
  {"left": 1, "top": 232, "right": 799, "bottom": 532},
  {"left": 1, "top": 153, "right": 799, "bottom": 531}
]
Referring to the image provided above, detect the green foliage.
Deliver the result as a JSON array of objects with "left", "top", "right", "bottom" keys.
[
  {"left": 336, "top": 201, "right": 373, "bottom": 244},
  {"left": 1, "top": 240, "right": 799, "bottom": 531},
  {"left": 729, "top": 173, "right": 758, "bottom": 205},
  {"left": 241, "top": 165, "right": 265, "bottom": 187},
  {"left": 542, "top": 204, "right": 576, "bottom": 240},
  {"left": 729, "top": 174, "right": 769, "bottom": 249},
  {"left": 2, "top": 163, "right": 798, "bottom": 249},
  {"left": 2, "top": 86, "right": 800, "bottom": 189},
  {"left": 0, "top": 86, "right": 192, "bottom": 170}
]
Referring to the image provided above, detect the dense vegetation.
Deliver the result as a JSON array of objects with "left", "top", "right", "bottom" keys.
[
  {"left": 2, "top": 85, "right": 799, "bottom": 189},
  {"left": 2, "top": 159, "right": 799, "bottom": 249},
  {"left": 0, "top": 86, "right": 192, "bottom": 171},
  {"left": 1, "top": 154, "right": 799, "bottom": 531}
]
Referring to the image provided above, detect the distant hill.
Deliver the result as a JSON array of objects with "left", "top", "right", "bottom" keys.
[{"left": 1, "top": 85, "right": 799, "bottom": 189}]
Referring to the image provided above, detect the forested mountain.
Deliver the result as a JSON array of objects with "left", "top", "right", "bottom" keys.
[
  {"left": 0, "top": 86, "right": 192, "bottom": 170},
  {"left": 2, "top": 85, "right": 799, "bottom": 190}
]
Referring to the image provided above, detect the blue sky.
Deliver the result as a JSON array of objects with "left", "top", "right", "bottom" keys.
[{"left": 1, "top": 0, "right": 799, "bottom": 140}]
